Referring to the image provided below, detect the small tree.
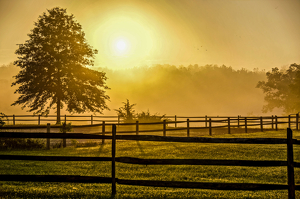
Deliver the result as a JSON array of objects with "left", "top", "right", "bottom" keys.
[
  {"left": 256, "top": 63, "right": 300, "bottom": 114},
  {"left": 114, "top": 99, "right": 136, "bottom": 123},
  {"left": 12, "top": 7, "right": 110, "bottom": 124}
]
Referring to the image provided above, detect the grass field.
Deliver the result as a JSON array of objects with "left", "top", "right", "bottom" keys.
[{"left": 0, "top": 129, "right": 299, "bottom": 198}]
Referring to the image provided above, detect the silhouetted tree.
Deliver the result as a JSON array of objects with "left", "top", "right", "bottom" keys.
[
  {"left": 115, "top": 99, "right": 136, "bottom": 123},
  {"left": 256, "top": 63, "right": 300, "bottom": 114},
  {"left": 12, "top": 7, "right": 109, "bottom": 123}
]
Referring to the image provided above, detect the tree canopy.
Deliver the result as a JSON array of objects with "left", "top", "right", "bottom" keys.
[
  {"left": 256, "top": 63, "right": 300, "bottom": 114},
  {"left": 12, "top": 7, "right": 109, "bottom": 123}
]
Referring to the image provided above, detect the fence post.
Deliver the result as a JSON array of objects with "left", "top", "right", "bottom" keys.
[
  {"left": 38, "top": 115, "right": 41, "bottom": 125},
  {"left": 297, "top": 114, "right": 299, "bottom": 131},
  {"left": 245, "top": 117, "right": 247, "bottom": 133},
  {"left": 287, "top": 128, "right": 295, "bottom": 199},
  {"left": 13, "top": 115, "right": 15, "bottom": 125},
  {"left": 260, "top": 117, "right": 263, "bottom": 132},
  {"left": 91, "top": 115, "right": 93, "bottom": 125},
  {"left": 237, "top": 115, "right": 240, "bottom": 128},
  {"left": 209, "top": 118, "right": 212, "bottom": 136},
  {"left": 136, "top": 121, "right": 139, "bottom": 135},
  {"left": 64, "top": 115, "right": 67, "bottom": 123},
  {"left": 275, "top": 115, "right": 278, "bottom": 131},
  {"left": 187, "top": 119, "right": 190, "bottom": 137},
  {"left": 63, "top": 123, "right": 66, "bottom": 148},
  {"left": 228, "top": 117, "right": 230, "bottom": 134},
  {"left": 288, "top": 115, "right": 291, "bottom": 129},
  {"left": 163, "top": 120, "right": 166, "bottom": 136},
  {"left": 102, "top": 121, "right": 105, "bottom": 144},
  {"left": 175, "top": 115, "right": 177, "bottom": 128},
  {"left": 47, "top": 123, "right": 50, "bottom": 150},
  {"left": 205, "top": 115, "right": 208, "bottom": 128},
  {"left": 111, "top": 124, "right": 116, "bottom": 196},
  {"left": 272, "top": 115, "right": 274, "bottom": 130},
  {"left": 118, "top": 115, "right": 120, "bottom": 125}
]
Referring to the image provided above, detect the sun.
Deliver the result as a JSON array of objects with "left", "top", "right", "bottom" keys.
[
  {"left": 93, "top": 14, "right": 156, "bottom": 68},
  {"left": 116, "top": 40, "right": 127, "bottom": 51},
  {"left": 113, "top": 38, "right": 130, "bottom": 56}
]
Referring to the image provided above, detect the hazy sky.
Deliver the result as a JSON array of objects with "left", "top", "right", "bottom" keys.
[{"left": 1, "top": 0, "right": 300, "bottom": 70}]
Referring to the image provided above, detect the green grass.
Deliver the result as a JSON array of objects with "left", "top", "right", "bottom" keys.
[{"left": 0, "top": 130, "right": 299, "bottom": 198}]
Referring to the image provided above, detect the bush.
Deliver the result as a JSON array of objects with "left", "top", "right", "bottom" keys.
[
  {"left": 70, "top": 139, "right": 99, "bottom": 148},
  {"left": 0, "top": 138, "right": 45, "bottom": 150},
  {"left": 60, "top": 122, "right": 72, "bottom": 133},
  {"left": 137, "top": 110, "right": 166, "bottom": 123},
  {"left": 115, "top": 100, "right": 167, "bottom": 123}
]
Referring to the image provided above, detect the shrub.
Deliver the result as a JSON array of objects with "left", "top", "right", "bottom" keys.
[
  {"left": 70, "top": 139, "right": 99, "bottom": 148},
  {"left": 0, "top": 138, "right": 45, "bottom": 150},
  {"left": 115, "top": 100, "right": 167, "bottom": 123},
  {"left": 60, "top": 122, "right": 72, "bottom": 133},
  {"left": 137, "top": 110, "right": 167, "bottom": 123},
  {"left": 52, "top": 141, "right": 62, "bottom": 149}
]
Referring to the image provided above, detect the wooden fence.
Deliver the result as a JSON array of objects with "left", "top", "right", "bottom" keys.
[
  {"left": 2, "top": 114, "right": 119, "bottom": 125},
  {"left": 2, "top": 114, "right": 300, "bottom": 130},
  {"left": 0, "top": 126, "right": 299, "bottom": 198},
  {"left": 1, "top": 115, "right": 300, "bottom": 143}
]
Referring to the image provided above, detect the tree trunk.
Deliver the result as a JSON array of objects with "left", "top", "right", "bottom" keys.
[
  {"left": 56, "top": 70, "right": 61, "bottom": 125},
  {"left": 56, "top": 97, "right": 61, "bottom": 124}
]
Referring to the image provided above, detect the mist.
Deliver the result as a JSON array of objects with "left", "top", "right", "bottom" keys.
[
  {"left": 0, "top": 63, "right": 24, "bottom": 114},
  {"left": 95, "top": 64, "right": 275, "bottom": 117},
  {"left": 0, "top": 63, "right": 283, "bottom": 117}
]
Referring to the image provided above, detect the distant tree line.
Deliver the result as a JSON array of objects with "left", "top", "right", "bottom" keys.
[{"left": 97, "top": 64, "right": 268, "bottom": 116}]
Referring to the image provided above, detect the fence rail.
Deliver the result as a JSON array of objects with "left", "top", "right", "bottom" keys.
[
  {"left": 2, "top": 114, "right": 300, "bottom": 150},
  {"left": 0, "top": 126, "right": 299, "bottom": 198},
  {"left": 2, "top": 114, "right": 300, "bottom": 131},
  {"left": 1, "top": 115, "right": 300, "bottom": 137}
]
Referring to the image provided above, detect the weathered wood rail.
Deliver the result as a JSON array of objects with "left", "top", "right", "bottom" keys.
[{"left": 0, "top": 126, "right": 299, "bottom": 198}]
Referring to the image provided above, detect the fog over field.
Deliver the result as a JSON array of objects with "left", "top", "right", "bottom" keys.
[{"left": 1, "top": 63, "right": 283, "bottom": 117}]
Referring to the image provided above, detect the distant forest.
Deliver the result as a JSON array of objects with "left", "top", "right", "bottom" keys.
[{"left": 0, "top": 63, "right": 279, "bottom": 116}]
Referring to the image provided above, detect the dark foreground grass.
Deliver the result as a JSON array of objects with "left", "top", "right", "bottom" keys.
[{"left": 0, "top": 130, "right": 299, "bottom": 198}]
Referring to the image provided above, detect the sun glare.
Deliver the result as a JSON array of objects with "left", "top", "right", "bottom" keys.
[
  {"left": 116, "top": 40, "right": 127, "bottom": 51},
  {"left": 112, "top": 38, "right": 130, "bottom": 56},
  {"left": 94, "top": 14, "right": 156, "bottom": 67}
]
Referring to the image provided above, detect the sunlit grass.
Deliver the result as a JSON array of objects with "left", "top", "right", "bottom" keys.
[{"left": 0, "top": 130, "right": 299, "bottom": 198}]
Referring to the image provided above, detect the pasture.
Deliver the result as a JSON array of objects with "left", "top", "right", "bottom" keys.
[{"left": 0, "top": 129, "right": 299, "bottom": 198}]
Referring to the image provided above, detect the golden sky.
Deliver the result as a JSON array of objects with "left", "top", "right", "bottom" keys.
[{"left": 1, "top": 0, "right": 300, "bottom": 70}]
